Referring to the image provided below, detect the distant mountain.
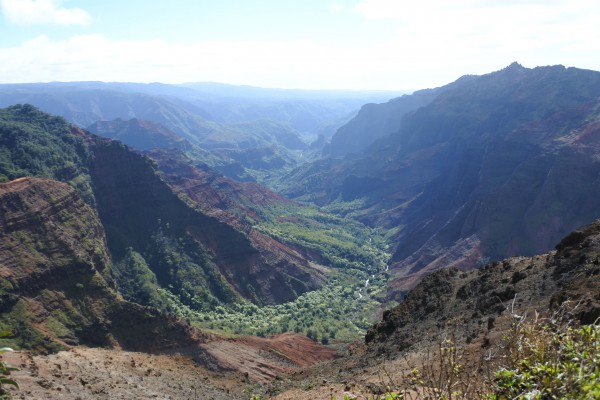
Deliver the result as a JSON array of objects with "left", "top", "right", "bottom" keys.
[
  {"left": 0, "top": 81, "right": 401, "bottom": 142},
  {"left": 324, "top": 76, "right": 474, "bottom": 157},
  {"left": 86, "top": 116, "right": 306, "bottom": 183},
  {"left": 0, "top": 82, "right": 401, "bottom": 182},
  {"left": 282, "top": 63, "right": 600, "bottom": 293},
  {"left": 0, "top": 83, "right": 221, "bottom": 143},
  {"left": 87, "top": 118, "right": 190, "bottom": 151},
  {"left": 178, "top": 82, "right": 404, "bottom": 136}
]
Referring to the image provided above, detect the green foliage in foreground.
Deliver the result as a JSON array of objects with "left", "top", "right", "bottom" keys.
[
  {"left": 250, "top": 311, "right": 600, "bottom": 400},
  {"left": 368, "top": 314, "right": 600, "bottom": 400},
  {"left": 489, "top": 322, "right": 600, "bottom": 399}
]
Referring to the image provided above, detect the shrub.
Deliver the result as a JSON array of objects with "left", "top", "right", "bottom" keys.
[
  {"left": 488, "top": 314, "right": 600, "bottom": 399},
  {"left": 356, "top": 303, "right": 600, "bottom": 400},
  {"left": 0, "top": 332, "right": 18, "bottom": 399}
]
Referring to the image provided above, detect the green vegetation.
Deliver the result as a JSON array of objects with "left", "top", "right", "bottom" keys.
[
  {"left": 161, "top": 274, "right": 383, "bottom": 341},
  {"left": 0, "top": 104, "right": 394, "bottom": 343},
  {"left": 244, "top": 309, "right": 598, "bottom": 400},
  {"left": 119, "top": 196, "right": 394, "bottom": 339},
  {"left": 255, "top": 202, "right": 390, "bottom": 275},
  {"left": 0, "top": 299, "right": 58, "bottom": 352},
  {"left": 489, "top": 317, "right": 600, "bottom": 399},
  {"left": 112, "top": 248, "right": 170, "bottom": 309},
  {"left": 144, "top": 228, "right": 238, "bottom": 311},
  {"left": 0, "top": 104, "right": 95, "bottom": 204},
  {"left": 89, "top": 179, "right": 393, "bottom": 340},
  {"left": 111, "top": 227, "right": 241, "bottom": 314},
  {"left": 143, "top": 178, "right": 393, "bottom": 338},
  {"left": 176, "top": 200, "right": 392, "bottom": 339}
]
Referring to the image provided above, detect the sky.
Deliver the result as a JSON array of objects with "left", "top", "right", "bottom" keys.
[{"left": 0, "top": 0, "right": 599, "bottom": 90}]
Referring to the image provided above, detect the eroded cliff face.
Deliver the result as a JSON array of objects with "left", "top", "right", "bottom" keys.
[
  {"left": 0, "top": 177, "right": 109, "bottom": 285},
  {"left": 0, "top": 176, "right": 338, "bottom": 386},
  {"left": 150, "top": 149, "right": 326, "bottom": 301},
  {"left": 88, "top": 140, "right": 324, "bottom": 305},
  {"left": 283, "top": 64, "right": 600, "bottom": 295},
  {"left": 0, "top": 177, "right": 202, "bottom": 354}
]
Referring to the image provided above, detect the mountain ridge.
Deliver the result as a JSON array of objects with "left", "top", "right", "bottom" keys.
[
  {"left": 282, "top": 63, "right": 600, "bottom": 297},
  {"left": 0, "top": 105, "right": 330, "bottom": 308}
]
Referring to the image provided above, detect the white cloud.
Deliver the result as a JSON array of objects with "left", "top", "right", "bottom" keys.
[
  {"left": 0, "top": 1, "right": 600, "bottom": 90},
  {"left": 347, "top": 0, "right": 600, "bottom": 85},
  {"left": 330, "top": 1, "right": 347, "bottom": 13},
  {"left": 0, "top": 34, "right": 378, "bottom": 89},
  {"left": 1, "top": 0, "right": 91, "bottom": 26},
  {"left": 351, "top": 0, "right": 600, "bottom": 52}
]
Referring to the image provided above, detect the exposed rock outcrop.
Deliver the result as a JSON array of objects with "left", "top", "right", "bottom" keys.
[{"left": 365, "top": 219, "right": 600, "bottom": 356}]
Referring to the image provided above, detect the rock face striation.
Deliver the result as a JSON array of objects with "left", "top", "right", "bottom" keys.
[
  {"left": 0, "top": 177, "right": 334, "bottom": 379},
  {"left": 0, "top": 177, "right": 201, "bottom": 353},
  {"left": 284, "top": 63, "right": 600, "bottom": 294},
  {"left": 149, "top": 149, "right": 327, "bottom": 303},
  {"left": 87, "top": 138, "right": 325, "bottom": 305}
]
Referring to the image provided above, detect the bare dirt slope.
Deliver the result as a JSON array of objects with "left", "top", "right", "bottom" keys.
[
  {"left": 202, "top": 332, "right": 337, "bottom": 383},
  {"left": 2, "top": 332, "right": 337, "bottom": 399},
  {"left": 4, "top": 347, "right": 238, "bottom": 400}
]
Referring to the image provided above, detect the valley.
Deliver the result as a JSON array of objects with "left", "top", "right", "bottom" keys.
[{"left": 0, "top": 63, "right": 600, "bottom": 399}]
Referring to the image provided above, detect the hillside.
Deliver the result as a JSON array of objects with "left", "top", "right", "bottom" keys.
[
  {"left": 324, "top": 81, "right": 468, "bottom": 157},
  {"left": 2, "top": 186, "right": 598, "bottom": 398},
  {"left": 282, "top": 63, "right": 600, "bottom": 296},
  {"left": 86, "top": 116, "right": 308, "bottom": 183},
  {"left": 0, "top": 85, "right": 221, "bottom": 143},
  {"left": 366, "top": 219, "right": 600, "bottom": 354},
  {"left": 0, "top": 177, "right": 337, "bottom": 398},
  {"left": 0, "top": 104, "right": 389, "bottom": 340},
  {"left": 87, "top": 136, "right": 327, "bottom": 306},
  {"left": 87, "top": 118, "right": 190, "bottom": 151},
  {"left": 264, "top": 219, "right": 600, "bottom": 399},
  {"left": 1, "top": 66, "right": 600, "bottom": 398},
  {"left": 0, "top": 177, "right": 202, "bottom": 353}
]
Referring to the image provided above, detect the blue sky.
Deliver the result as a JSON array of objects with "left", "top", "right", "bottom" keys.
[{"left": 1, "top": 0, "right": 599, "bottom": 90}]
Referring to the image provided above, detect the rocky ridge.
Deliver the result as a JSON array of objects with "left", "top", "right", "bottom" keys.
[{"left": 365, "top": 219, "right": 600, "bottom": 356}]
